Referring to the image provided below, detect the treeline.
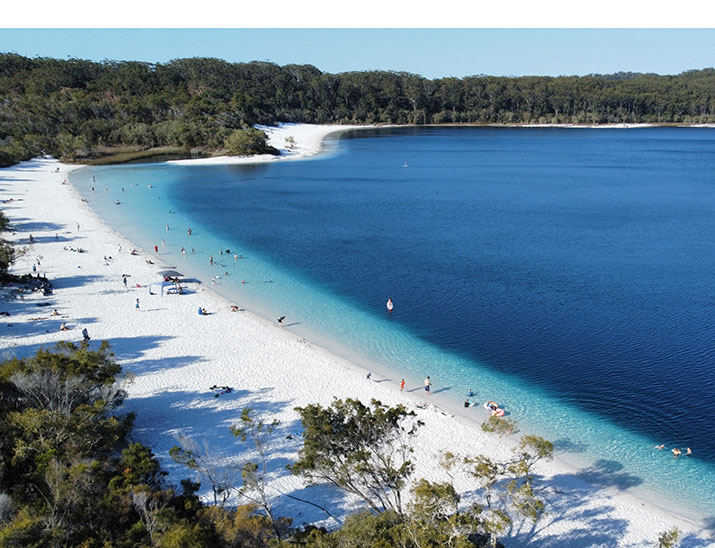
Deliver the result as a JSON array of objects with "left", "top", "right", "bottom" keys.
[{"left": 1, "top": 53, "right": 715, "bottom": 165}]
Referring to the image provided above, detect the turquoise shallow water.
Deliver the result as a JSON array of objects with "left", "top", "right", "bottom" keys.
[{"left": 71, "top": 127, "right": 715, "bottom": 520}]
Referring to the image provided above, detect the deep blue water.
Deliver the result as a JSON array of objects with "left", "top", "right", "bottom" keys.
[{"left": 73, "top": 127, "right": 715, "bottom": 517}]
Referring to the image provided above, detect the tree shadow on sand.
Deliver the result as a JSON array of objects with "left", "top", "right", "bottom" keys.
[
  {"left": 50, "top": 274, "right": 103, "bottom": 290},
  {"left": 10, "top": 219, "right": 67, "bottom": 234},
  {"left": 2, "top": 315, "right": 100, "bottom": 341},
  {"left": 503, "top": 469, "right": 630, "bottom": 547}
]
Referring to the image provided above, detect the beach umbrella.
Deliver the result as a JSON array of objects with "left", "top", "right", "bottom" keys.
[{"left": 158, "top": 269, "right": 184, "bottom": 277}]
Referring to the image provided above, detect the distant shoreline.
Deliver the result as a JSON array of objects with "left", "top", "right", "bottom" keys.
[{"left": 71, "top": 121, "right": 715, "bottom": 167}]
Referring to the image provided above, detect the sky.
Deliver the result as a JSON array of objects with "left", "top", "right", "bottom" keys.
[{"left": 2, "top": 2, "right": 715, "bottom": 79}]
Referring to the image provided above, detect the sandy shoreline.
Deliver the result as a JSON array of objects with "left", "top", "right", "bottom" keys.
[{"left": 1, "top": 125, "right": 713, "bottom": 546}]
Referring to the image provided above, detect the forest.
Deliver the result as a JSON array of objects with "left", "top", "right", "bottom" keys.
[{"left": 1, "top": 53, "right": 715, "bottom": 166}]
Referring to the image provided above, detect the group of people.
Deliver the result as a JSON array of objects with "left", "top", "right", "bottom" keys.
[
  {"left": 655, "top": 444, "right": 692, "bottom": 457},
  {"left": 209, "top": 385, "right": 233, "bottom": 396}
]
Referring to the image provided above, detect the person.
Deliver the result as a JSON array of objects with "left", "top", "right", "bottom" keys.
[
  {"left": 154, "top": 245, "right": 158, "bottom": 253},
  {"left": 135, "top": 298, "right": 140, "bottom": 310},
  {"left": 467, "top": 388, "right": 474, "bottom": 397},
  {"left": 60, "top": 322, "right": 69, "bottom": 331},
  {"left": 187, "top": 227, "right": 192, "bottom": 236},
  {"left": 685, "top": 447, "right": 692, "bottom": 456},
  {"left": 32, "top": 264, "right": 36, "bottom": 273},
  {"left": 400, "top": 378, "right": 405, "bottom": 391},
  {"left": 29, "top": 234, "right": 34, "bottom": 244},
  {"left": 424, "top": 376, "right": 431, "bottom": 395},
  {"left": 123, "top": 275, "right": 127, "bottom": 288},
  {"left": 464, "top": 399, "right": 472, "bottom": 408},
  {"left": 386, "top": 297, "right": 393, "bottom": 311},
  {"left": 672, "top": 447, "right": 682, "bottom": 457},
  {"left": 209, "top": 255, "right": 214, "bottom": 265},
  {"left": 55, "top": 233, "right": 59, "bottom": 241},
  {"left": 277, "top": 316, "right": 285, "bottom": 327},
  {"left": 366, "top": 372, "right": 372, "bottom": 381},
  {"left": 166, "top": 224, "right": 169, "bottom": 231},
  {"left": 654, "top": 444, "right": 665, "bottom": 450},
  {"left": 82, "top": 328, "right": 90, "bottom": 341},
  {"left": 230, "top": 304, "right": 240, "bottom": 312},
  {"left": 52, "top": 309, "right": 60, "bottom": 316}
]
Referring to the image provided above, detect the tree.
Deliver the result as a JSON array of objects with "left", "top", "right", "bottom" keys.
[
  {"left": 655, "top": 527, "right": 680, "bottom": 548},
  {"left": 229, "top": 407, "right": 290, "bottom": 542},
  {"left": 169, "top": 436, "right": 237, "bottom": 507},
  {"left": 291, "top": 398, "right": 423, "bottom": 515},
  {"left": 0, "top": 211, "right": 15, "bottom": 277},
  {"left": 223, "top": 128, "right": 279, "bottom": 156},
  {"left": 481, "top": 415, "right": 518, "bottom": 437}
]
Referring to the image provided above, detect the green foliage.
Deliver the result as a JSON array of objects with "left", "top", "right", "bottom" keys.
[
  {"left": 292, "top": 398, "right": 422, "bottom": 515},
  {"left": 655, "top": 527, "right": 681, "bottom": 548},
  {"left": 480, "top": 415, "right": 517, "bottom": 437},
  {"left": 224, "top": 128, "right": 279, "bottom": 156},
  {"left": 0, "top": 345, "right": 191, "bottom": 547},
  {"left": 157, "top": 522, "right": 212, "bottom": 548},
  {"left": 2, "top": 53, "right": 715, "bottom": 166},
  {"left": 0, "top": 211, "right": 14, "bottom": 277},
  {"left": 199, "top": 503, "right": 281, "bottom": 548}
]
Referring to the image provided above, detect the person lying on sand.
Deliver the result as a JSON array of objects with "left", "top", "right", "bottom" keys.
[
  {"left": 60, "top": 322, "right": 69, "bottom": 331},
  {"left": 209, "top": 385, "right": 233, "bottom": 396}
]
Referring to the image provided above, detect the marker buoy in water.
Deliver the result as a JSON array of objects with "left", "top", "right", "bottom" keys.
[{"left": 386, "top": 298, "right": 394, "bottom": 311}]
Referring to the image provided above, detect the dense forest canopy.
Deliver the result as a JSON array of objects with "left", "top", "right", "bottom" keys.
[{"left": 1, "top": 53, "right": 715, "bottom": 165}]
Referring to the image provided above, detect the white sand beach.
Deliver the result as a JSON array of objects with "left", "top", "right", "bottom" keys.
[{"left": 1, "top": 125, "right": 713, "bottom": 547}]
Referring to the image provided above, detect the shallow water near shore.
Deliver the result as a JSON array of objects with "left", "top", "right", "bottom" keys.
[{"left": 72, "top": 126, "right": 715, "bottom": 520}]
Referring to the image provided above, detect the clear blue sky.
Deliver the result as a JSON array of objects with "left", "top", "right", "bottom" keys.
[{"left": 1, "top": 28, "right": 715, "bottom": 78}]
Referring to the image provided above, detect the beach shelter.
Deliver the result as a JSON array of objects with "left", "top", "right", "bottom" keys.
[
  {"left": 149, "top": 281, "right": 175, "bottom": 296},
  {"left": 158, "top": 269, "right": 184, "bottom": 278}
]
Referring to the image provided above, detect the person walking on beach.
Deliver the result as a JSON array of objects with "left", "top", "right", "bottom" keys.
[
  {"left": 400, "top": 378, "right": 405, "bottom": 391},
  {"left": 424, "top": 376, "right": 431, "bottom": 395},
  {"left": 82, "top": 328, "right": 90, "bottom": 342},
  {"left": 123, "top": 275, "right": 127, "bottom": 288},
  {"left": 367, "top": 372, "right": 372, "bottom": 381},
  {"left": 135, "top": 298, "right": 140, "bottom": 310},
  {"left": 277, "top": 316, "right": 285, "bottom": 327}
]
